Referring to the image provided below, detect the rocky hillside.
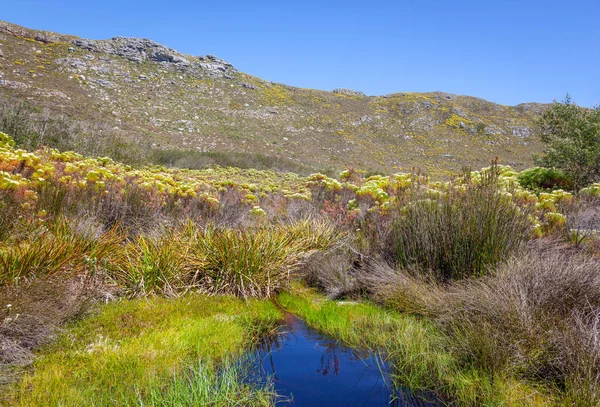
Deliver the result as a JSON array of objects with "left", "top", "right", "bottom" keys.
[{"left": 0, "top": 20, "right": 546, "bottom": 175}]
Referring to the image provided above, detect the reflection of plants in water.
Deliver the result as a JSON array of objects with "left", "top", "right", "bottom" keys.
[
  {"left": 317, "top": 344, "right": 341, "bottom": 376},
  {"left": 252, "top": 331, "right": 283, "bottom": 381}
]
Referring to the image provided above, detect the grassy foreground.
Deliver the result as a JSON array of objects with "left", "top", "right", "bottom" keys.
[
  {"left": 2, "top": 295, "right": 281, "bottom": 407},
  {"left": 279, "top": 283, "right": 553, "bottom": 407}
]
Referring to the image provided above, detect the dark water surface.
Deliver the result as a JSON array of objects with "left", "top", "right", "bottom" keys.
[{"left": 250, "top": 313, "right": 444, "bottom": 406}]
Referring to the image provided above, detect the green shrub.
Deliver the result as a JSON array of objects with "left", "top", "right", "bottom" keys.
[
  {"left": 0, "top": 131, "right": 15, "bottom": 148},
  {"left": 517, "top": 167, "right": 574, "bottom": 191},
  {"left": 536, "top": 95, "right": 600, "bottom": 189},
  {"left": 115, "top": 230, "right": 193, "bottom": 296}
]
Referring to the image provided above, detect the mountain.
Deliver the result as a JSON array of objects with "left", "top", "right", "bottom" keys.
[{"left": 0, "top": 20, "right": 546, "bottom": 176}]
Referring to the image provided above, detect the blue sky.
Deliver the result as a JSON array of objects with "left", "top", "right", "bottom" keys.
[{"left": 2, "top": 0, "right": 599, "bottom": 106}]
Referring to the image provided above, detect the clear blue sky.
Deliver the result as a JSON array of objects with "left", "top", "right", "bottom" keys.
[{"left": 2, "top": 0, "right": 599, "bottom": 106}]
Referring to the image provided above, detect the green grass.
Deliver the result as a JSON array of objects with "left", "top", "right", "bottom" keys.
[
  {"left": 139, "top": 357, "right": 274, "bottom": 406},
  {"left": 3, "top": 294, "right": 281, "bottom": 407},
  {"left": 0, "top": 221, "right": 121, "bottom": 286},
  {"left": 279, "top": 283, "right": 553, "bottom": 406},
  {"left": 186, "top": 220, "right": 340, "bottom": 298}
]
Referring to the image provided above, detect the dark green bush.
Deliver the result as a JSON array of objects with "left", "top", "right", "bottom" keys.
[
  {"left": 536, "top": 95, "right": 600, "bottom": 189},
  {"left": 517, "top": 167, "right": 574, "bottom": 191}
]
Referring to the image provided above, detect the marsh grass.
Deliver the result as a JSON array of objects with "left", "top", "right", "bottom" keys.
[
  {"left": 279, "top": 283, "right": 552, "bottom": 406},
  {"left": 188, "top": 219, "right": 340, "bottom": 298},
  {"left": 359, "top": 241, "right": 600, "bottom": 406},
  {"left": 140, "top": 357, "right": 275, "bottom": 407},
  {"left": 0, "top": 220, "right": 122, "bottom": 286},
  {"left": 0, "top": 193, "right": 23, "bottom": 241},
  {"left": 435, "top": 242, "right": 600, "bottom": 406},
  {"left": 4, "top": 294, "right": 281, "bottom": 407},
  {"left": 115, "top": 229, "right": 193, "bottom": 296}
]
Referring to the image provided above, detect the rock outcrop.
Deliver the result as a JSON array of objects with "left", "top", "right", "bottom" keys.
[
  {"left": 332, "top": 88, "right": 366, "bottom": 97},
  {"left": 72, "top": 37, "right": 190, "bottom": 65},
  {"left": 0, "top": 20, "right": 237, "bottom": 79}
]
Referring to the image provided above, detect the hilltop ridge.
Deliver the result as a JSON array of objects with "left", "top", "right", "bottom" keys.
[{"left": 0, "top": 20, "right": 546, "bottom": 175}]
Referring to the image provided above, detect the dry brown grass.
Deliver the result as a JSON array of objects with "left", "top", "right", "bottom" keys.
[
  {"left": 357, "top": 240, "right": 600, "bottom": 405},
  {"left": 0, "top": 273, "right": 116, "bottom": 391},
  {"left": 301, "top": 245, "right": 359, "bottom": 299}
]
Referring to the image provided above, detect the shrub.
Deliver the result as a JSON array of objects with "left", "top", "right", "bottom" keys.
[
  {"left": 114, "top": 229, "right": 193, "bottom": 296},
  {"left": 388, "top": 180, "right": 531, "bottom": 280},
  {"left": 517, "top": 167, "right": 574, "bottom": 191},
  {"left": 436, "top": 241, "right": 600, "bottom": 405},
  {"left": 0, "top": 192, "right": 24, "bottom": 241},
  {"left": 0, "top": 221, "right": 120, "bottom": 286},
  {"left": 362, "top": 241, "right": 600, "bottom": 405},
  {"left": 536, "top": 95, "right": 600, "bottom": 189}
]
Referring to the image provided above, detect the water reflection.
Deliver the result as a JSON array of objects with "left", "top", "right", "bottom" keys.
[{"left": 250, "top": 313, "right": 443, "bottom": 406}]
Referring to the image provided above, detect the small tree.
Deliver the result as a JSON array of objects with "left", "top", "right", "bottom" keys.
[{"left": 536, "top": 95, "right": 600, "bottom": 189}]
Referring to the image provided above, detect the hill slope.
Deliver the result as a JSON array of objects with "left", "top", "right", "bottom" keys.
[{"left": 0, "top": 20, "right": 545, "bottom": 175}]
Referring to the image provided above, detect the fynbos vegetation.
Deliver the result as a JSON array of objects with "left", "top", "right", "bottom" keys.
[
  {"left": 0, "top": 20, "right": 598, "bottom": 407},
  {"left": 2, "top": 125, "right": 600, "bottom": 405}
]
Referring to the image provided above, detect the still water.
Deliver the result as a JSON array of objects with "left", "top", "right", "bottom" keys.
[{"left": 250, "top": 313, "right": 444, "bottom": 406}]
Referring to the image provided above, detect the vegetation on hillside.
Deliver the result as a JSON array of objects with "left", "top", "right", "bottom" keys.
[{"left": 0, "top": 20, "right": 545, "bottom": 176}]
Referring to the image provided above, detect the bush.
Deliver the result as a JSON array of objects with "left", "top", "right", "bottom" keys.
[
  {"left": 388, "top": 179, "right": 531, "bottom": 280},
  {"left": 517, "top": 167, "right": 574, "bottom": 191},
  {"left": 438, "top": 242, "right": 600, "bottom": 405},
  {"left": 0, "top": 221, "right": 121, "bottom": 286},
  {"left": 363, "top": 241, "right": 600, "bottom": 405},
  {"left": 536, "top": 95, "right": 600, "bottom": 189},
  {"left": 115, "top": 229, "right": 193, "bottom": 297}
]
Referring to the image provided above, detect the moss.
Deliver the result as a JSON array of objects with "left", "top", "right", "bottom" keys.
[{"left": 7, "top": 295, "right": 281, "bottom": 406}]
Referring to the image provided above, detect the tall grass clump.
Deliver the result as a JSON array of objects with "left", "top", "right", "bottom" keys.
[
  {"left": 106, "top": 219, "right": 340, "bottom": 299},
  {"left": 114, "top": 230, "right": 193, "bottom": 296},
  {"left": 0, "top": 193, "right": 23, "bottom": 241},
  {"left": 191, "top": 220, "right": 339, "bottom": 298},
  {"left": 0, "top": 220, "right": 121, "bottom": 286},
  {"left": 388, "top": 168, "right": 531, "bottom": 280}
]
